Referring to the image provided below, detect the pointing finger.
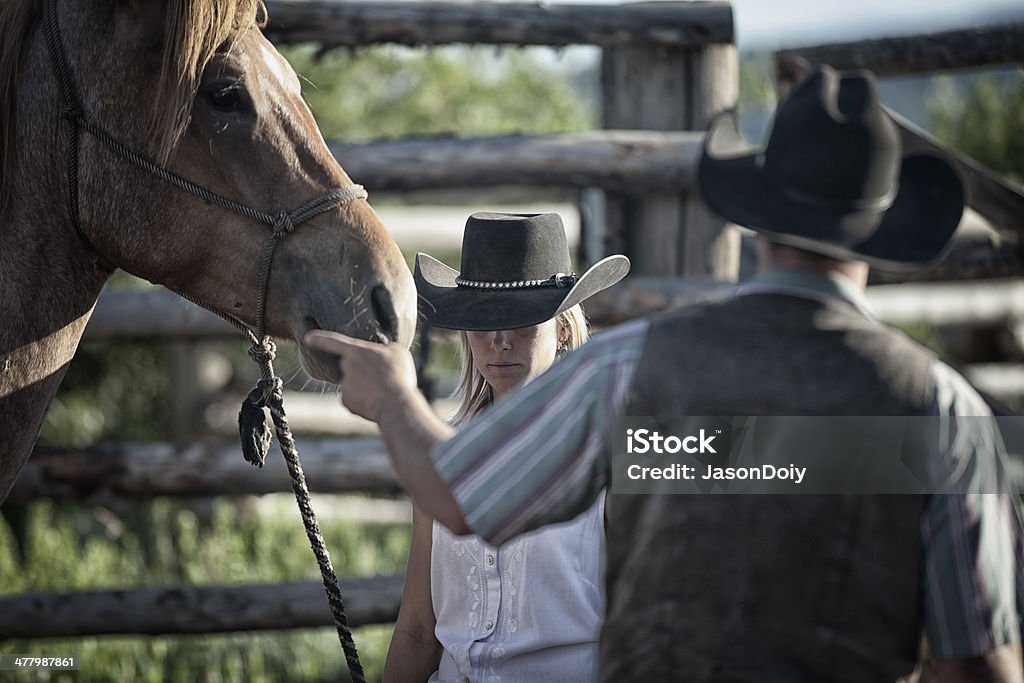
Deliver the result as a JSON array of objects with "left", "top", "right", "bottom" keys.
[{"left": 303, "top": 329, "right": 375, "bottom": 357}]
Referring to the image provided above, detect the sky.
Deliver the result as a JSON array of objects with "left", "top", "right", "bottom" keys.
[
  {"left": 554, "top": 0, "right": 1024, "bottom": 49},
  {"left": 541, "top": 0, "right": 1024, "bottom": 71},
  {"left": 729, "top": 0, "right": 1024, "bottom": 49}
]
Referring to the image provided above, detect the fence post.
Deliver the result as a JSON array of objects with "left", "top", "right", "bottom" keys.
[{"left": 601, "top": 40, "right": 740, "bottom": 279}]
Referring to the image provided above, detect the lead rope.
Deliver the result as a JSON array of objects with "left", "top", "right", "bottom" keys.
[
  {"left": 176, "top": 302, "right": 366, "bottom": 683},
  {"left": 232, "top": 324, "right": 367, "bottom": 683},
  {"left": 45, "top": 2, "right": 366, "bottom": 679}
]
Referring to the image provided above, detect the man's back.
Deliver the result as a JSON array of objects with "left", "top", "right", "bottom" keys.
[{"left": 604, "top": 291, "right": 936, "bottom": 682}]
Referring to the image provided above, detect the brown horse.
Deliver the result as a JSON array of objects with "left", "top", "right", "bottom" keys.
[{"left": 0, "top": 0, "right": 417, "bottom": 502}]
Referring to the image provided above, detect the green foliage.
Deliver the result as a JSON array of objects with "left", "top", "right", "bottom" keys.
[
  {"left": 40, "top": 274, "right": 172, "bottom": 446},
  {"left": 738, "top": 51, "right": 777, "bottom": 111},
  {"left": 421, "top": 331, "right": 463, "bottom": 396},
  {"left": 283, "top": 45, "right": 595, "bottom": 141},
  {"left": 39, "top": 341, "right": 171, "bottom": 446},
  {"left": 928, "top": 73, "right": 1024, "bottom": 184},
  {"left": 894, "top": 323, "right": 947, "bottom": 359},
  {"left": 0, "top": 498, "right": 411, "bottom": 681}
]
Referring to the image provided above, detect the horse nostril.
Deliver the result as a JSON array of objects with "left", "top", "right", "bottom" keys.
[{"left": 370, "top": 284, "right": 399, "bottom": 343}]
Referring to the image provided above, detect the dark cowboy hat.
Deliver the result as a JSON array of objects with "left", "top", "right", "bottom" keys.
[
  {"left": 414, "top": 212, "right": 630, "bottom": 331},
  {"left": 698, "top": 66, "right": 966, "bottom": 271}
]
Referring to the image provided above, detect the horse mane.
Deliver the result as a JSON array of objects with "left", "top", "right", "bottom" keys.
[
  {"left": 153, "top": 0, "right": 267, "bottom": 164},
  {"left": 0, "top": 0, "right": 266, "bottom": 216}
]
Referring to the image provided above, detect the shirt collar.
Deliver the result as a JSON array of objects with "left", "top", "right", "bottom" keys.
[{"left": 740, "top": 268, "right": 876, "bottom": 318}]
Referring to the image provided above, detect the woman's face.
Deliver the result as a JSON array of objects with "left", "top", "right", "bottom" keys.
[{"left": 466, "top": 318, "right": 562, "bottom": 399}]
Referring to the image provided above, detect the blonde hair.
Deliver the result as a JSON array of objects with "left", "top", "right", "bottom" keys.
[{"left": 450, "top": 304, "right": 589, "bottom": 426}]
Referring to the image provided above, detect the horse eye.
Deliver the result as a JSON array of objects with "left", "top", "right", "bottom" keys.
[{"left": 205, "top": 85, "right": 243, "bottom": 112}]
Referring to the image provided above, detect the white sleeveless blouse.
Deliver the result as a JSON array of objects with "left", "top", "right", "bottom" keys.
[{"left": 428, "top": 490, "right": 606, "bottom": 683}]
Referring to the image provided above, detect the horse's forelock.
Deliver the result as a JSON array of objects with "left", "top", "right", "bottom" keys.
[
  {"left": 152, "top": 0, "right": 268, "bottom": 165},
  {"left": 0, "top": 0, "right": 39, "bottom": 218}
]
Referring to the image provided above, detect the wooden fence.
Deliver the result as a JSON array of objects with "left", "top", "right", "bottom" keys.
[
  {"left": 266, "top": 0, "right": 740, "bottom": 280},
  {"left": 7, "top": 2, "right": 1024, "bottom": 642}
]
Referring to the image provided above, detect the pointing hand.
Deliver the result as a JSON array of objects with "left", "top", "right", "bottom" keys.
[{"left": 304, "top": 330, "right": 419, "bottom": 423}]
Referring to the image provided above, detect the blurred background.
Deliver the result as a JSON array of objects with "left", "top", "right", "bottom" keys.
[{"left": 3, "top": 0, "right": 1023, "bottom": 680}]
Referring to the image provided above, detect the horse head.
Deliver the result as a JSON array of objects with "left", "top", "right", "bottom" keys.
[{"left": 38, "top": 0, "right": 417, "bottom": 381}]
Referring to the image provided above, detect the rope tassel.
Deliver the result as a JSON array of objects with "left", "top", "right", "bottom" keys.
[
  {"left": 239, "top": 341, "right": 282, "bottom": 468},
  {"left": 236, "top": 357, "right": 366, "bottom": 682},
  {"left": 238, "top": 380, "right": 279, "bottom": 468}
]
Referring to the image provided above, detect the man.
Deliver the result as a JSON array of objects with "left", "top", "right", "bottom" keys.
[{"left": 307, "top": 66, "right": 1023, "bottom": 682}]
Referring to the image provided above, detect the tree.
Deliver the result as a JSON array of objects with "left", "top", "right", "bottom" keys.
[
  {"left": 929, "top": 72, "right": 1024, "bottom": 184},
  {"left": 282, "top": 45, "right": 595, "bottom": 141}
]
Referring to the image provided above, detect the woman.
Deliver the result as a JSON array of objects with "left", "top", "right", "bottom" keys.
[{"left": 383, "top": 212, "right": 629, "bottom": 682}]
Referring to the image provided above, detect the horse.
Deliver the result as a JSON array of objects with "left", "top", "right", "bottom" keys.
[{"left": 0, "top": 0, "right": 418, "bottom": 503}]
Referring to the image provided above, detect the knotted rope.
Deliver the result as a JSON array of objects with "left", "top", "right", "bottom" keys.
[
  {"left": 237, "top": 337, "right": 365, "bottom": 683},
  {"left": 45, "top": 1, "right": 366, "bottom": 679}
]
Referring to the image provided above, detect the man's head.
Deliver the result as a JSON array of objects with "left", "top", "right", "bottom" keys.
[{"left": 698, "top": 66, "right": 965, "bottom": 273}]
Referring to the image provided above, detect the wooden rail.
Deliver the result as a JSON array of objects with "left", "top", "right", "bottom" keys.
[
  {"left": 84, "top": 288, "right": 235, "bottom": 341},
  {"left": 8, "top": 438, "right": 397, "bottom": 504},
  {"left": 0, "top": 576, "right": 403, "bottom": 639},
  {"left": 586, "top": 277, "right": 1024, "bottom": 327},
  {"left": 83, "top": 267, "right": 1024, "bottom": 343},
  {"left": 331, "top": 130, "right": 704, "bottom": 193},
  {"left": 12, "top": 411, "right": 1024, "bottom": 505},
  {"left": 263, "top": 0, "right": 734, "bottom": 48},
  {"left": 775, "top": 24, "right": 1024, "bottom": 77},
  {"left": 866, "top": 279, "right": 1024, "bottom": 327}
]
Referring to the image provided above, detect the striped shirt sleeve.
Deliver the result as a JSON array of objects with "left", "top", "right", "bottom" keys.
[
  {"left": 922, "top": 360, "right": 1024, "bottom": 657},
  {"left": 431, "top": 319, "right": 649, "bottom": 546}
]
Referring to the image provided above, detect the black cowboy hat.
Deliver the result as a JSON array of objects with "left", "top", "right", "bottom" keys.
[
  {"left": 698, "top": 66, "right": 966, "bottom": 271},
  {"left": 414, "top": 212, "right": 630, "bottom": 331}
]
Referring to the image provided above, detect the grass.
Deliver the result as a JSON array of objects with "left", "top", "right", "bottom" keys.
[{"left": 0, "top": 497, "right": 411, "bottom": 682}]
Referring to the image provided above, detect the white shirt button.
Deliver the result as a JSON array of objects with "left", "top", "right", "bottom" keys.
[
  {"left": 486, "top": 620, "right": 494, "bottom": 630},
  {"left": 486, "top": 554, "right": 495, "bottom": 566}
]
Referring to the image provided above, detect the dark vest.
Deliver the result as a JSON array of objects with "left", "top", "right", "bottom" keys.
[{"left": 603, "top": 293, "right": 935, "bottom": 683}]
